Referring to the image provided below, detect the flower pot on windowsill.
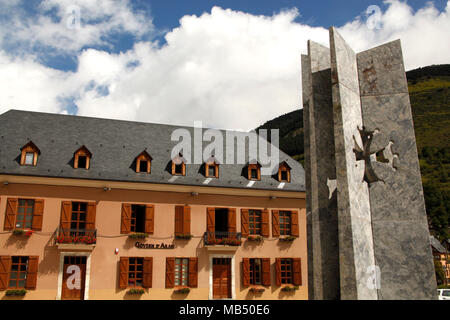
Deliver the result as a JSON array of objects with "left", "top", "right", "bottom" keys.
[
  {"left": 175, "top": 234, "right": 193, "bottom": 240},
  {"left": 174, "top": 287, "right": 190, "bottom": 294},
  {"left": 12, "top": 229, "right": 33, "bottom": 237},
  {"left": 247, "top": 235, "right": 263, "bottom": 242},
  {"left": 281, "top": 285, "right": 299, "bottom": 292},
  {"left": 128, "top": 233, "right": 149, "bottom": 239},
  {"left": 279, "top": 236, "right": 297, "bottom": 242},
  {"left": 126, "top": 288, "right": 145, "bottom": 295},
  {"left": 249, "top": 286, "right": 265, "bottom": 293},
  {"left": 5, "top": 289, "right": 27, "bottom": 296}
]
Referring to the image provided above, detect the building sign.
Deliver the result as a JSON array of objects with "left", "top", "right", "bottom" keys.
[{"left": 135, "top": 241, "right": 175, "bottom": 249}]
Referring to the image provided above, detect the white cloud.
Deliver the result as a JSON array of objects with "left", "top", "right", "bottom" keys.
[{"left": 0, "top": 1, "right": 449, "bottom": 132}]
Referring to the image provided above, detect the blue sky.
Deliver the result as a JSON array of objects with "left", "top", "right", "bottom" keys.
[{"left": 0, "top": 0, "right": 449, "bottom": 130}]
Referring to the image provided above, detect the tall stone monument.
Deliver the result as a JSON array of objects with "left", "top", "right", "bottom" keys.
[{"left": 302, "top": 27, "right": 437, "bottom": 300}]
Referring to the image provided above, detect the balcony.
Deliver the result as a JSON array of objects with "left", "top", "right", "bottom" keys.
[
  {"left": 54, "top": 228, "right": 97, "bottom": 250},
  {"left": 203, "top": 231, "right": 242, "bottom": 251}
]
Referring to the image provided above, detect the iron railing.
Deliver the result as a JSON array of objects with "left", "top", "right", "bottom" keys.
[
  {"left": 55, "top": 228, "right": 97, "bottom": 245},
  {"left": 203, "top": 231, "right": 242, "bottom": 246}
]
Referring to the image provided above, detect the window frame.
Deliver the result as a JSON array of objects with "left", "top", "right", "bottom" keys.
[
  {"left": 278, "top": 162, "right": 291, "bottom": 183},
  {"left": 248, "top": 209, "right": 262, "bottom": 235},
  {"left": 127, "top": 257, "right": 144, "bottom": 288},
  {"left": 247, "top": 163, "right": 261, "bottom": 181},
  {"left": 174, "top": 258, "right": 189, "bottom": 287},
  {"left": 280, "top": 258, "right": 293, "bottom": 285},
  {"left": 20, "top": 141, "right": 40, "bottom": 166},
  {"left": 15, "top": 199, "right": 35, "bottom": 229},
  {"left": 73, "top": 146, "right": 92, "bottom": 170},
  {"left": 70, "top": 202, "right": 87, "bottom": 235},
  {"left": 135, "top": 151, "right": 152, "bottom": 173},
  {"left": 205, "top": 162, "right": 219, "bottom": 178},
  {"left": 249, "top": 258, "right": 262, "bottom": 285},
  {"left": 8, "top": 256, "right": 29, "bottom": 289},
  {"left": 279, "top": 211, "right": 291, "bottom": 236}
]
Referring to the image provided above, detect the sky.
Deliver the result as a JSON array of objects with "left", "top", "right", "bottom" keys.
[{"left": 0, "top": 0, "right": 449, "bottom": 131}]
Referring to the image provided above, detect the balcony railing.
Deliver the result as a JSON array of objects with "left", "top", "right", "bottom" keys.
[
  {"left": 55, "top": 228, "right": 97, "bottom": 245},
  {"left": 203, "top": 231, "right": 242, "bottom": 246}
]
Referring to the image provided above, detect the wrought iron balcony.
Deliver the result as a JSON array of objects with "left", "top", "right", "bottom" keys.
[
  {"left": 55, "top": 228, "right": 97, "bottom": 245},
  {"left": 203, "top": 231, "right": 242, "bottom": 246}
]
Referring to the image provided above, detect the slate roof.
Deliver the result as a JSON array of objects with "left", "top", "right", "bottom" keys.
[
  {"left": 430, "top": 236, "right": 447, "bottom": 254},
  {"left": 0, "top": 110, "right": 305, "bottom": 192}
]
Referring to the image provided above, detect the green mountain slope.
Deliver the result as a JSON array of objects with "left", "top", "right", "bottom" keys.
[{"left": 256, "top": 64, "right": 450, "bottom": 241}]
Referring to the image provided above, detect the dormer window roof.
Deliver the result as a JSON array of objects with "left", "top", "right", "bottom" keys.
[
  {"left": 135, "top": 150, "right": 152, "bottom": 173},
  {"left": 278, "top": 161, "right": 291, "bottom": 183},
  {"left": 247, "top": 161, "right": 261, "bottom": 181},
  {"left": 171, "top": 153, "right": 186, "bottom": 176},
  {"left": 20, "top": 141, "right": 40, "bottom": 166},
  {"left": 74, "top": 145, "right": 92, "bottom": 170},
  {"left": 204, "top": 155, "right": 220, "bottom": 178}
]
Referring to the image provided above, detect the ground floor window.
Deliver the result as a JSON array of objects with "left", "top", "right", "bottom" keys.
[
  {"left": 128, "top": 257, "right": 144, "bottom": 287},
  {"left": 174, "top": 258, "right": 189, "bottom": 286},
  {"left": 9, "top": 256, "right": 29, "bottom": 288},
  {"left": 249, "top": 258, "right": 262, "bottom": 285},
  {"left": 280, "top": 258, "right": 293, "bottom": 284}
]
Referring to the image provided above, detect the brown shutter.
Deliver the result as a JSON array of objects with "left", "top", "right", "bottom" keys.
[
  {"left": 207, "top": 208, "right": 215, "bottom": 233},
  {"left": 188, "top": 257, "right": 198, "bottom": 288},
  {"left": 182, "top": 163, "right": 186, "bottom": 175},
  {"left": 165, "top": 257, "right": 175, "bottom": 288},
  {"left": 60, "top": 201, "right": 71, "bottom": 236},
  {"left": 143, "top": 257, "right": 153, "bottom": 288},
  {"left": 293, "top": 258, "right": 302, "bottom": 286},
  {"left": 4, "top": 198, "right": 17, "bottom": 230},
  {"left": 121, "top": 204, "right": 131, "bottom": 234},
  {"left": 119, "top": 257, "right": 129, "bottom": 289},
  {"left": 136, "top": 159, "right": 141, "bottom": 173},
  {"left": 241, "top": 209, "right": 249, "bottom": 237},
  {"left": 272, "top": 210, "right": 280, "bottom": 237},
  {"left": 32, "top": 199, "right": 44, "bottom": 231},
  {"left": 275, "top": 258, "right": 281, "bottom": 286},
  {"left": 228, "top": 208, "right": 236, "bottom": 233},
  {"left": 242, "top": 258, "right": 250, "bottom": 287},
  {"left": 74, "top": 154, "right": 79, "bottom": 169},
  {"left": 183, "top": 206, "right": 191, "bottom": 235},
  {"left": 0, "top": 256, "right": 11, "bottom": 290},
  {"left": 262, "top": 258, "right": 271, "bottom": 286},
  {"left": 291, "top": 211, "right": 299, "bottom": 237},
  {"left": 174, "top": 206, "right": 183, "bottom": 235},
  {"left": 25, "top": 256, "right": 39, "bottom": 289},
  {"left": 261, "top": 209, "right": 269, "bottom": 237},
  {"left": 257, "top": 167, "right": 261, "bottom": 180},
  {"left": 145, "top": 205, "right": 154, "bottom": 234},
  {"left": 86, "top": 202, "right": 96, "bottom": 231}
]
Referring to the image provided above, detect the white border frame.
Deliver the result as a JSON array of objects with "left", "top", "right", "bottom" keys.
[
  {"left": 56, "top": 252, "right": 91, "bottom": 300},
  {"left": 209, "top": 254, "right": 235, "bottom": 300}
]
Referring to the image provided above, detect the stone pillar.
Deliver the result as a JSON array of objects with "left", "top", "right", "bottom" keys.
[{"left": 303, "top": 27, "right": 437, "bottom": 300}]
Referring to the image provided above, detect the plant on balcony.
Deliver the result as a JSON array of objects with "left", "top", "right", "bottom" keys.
[
  {"left": 249, "top": 286, "right": 265, "bottom": 293},
  {"left": 174, "top": 287, "right": 190, "bottom": 294},
  {"left": 247, "top": 235, "right": 263, "bottom": 242},
  {"left": 56, "top": 235, "right": 96, "bottom": 244},
  {"left": 127, "top": 232, "right": 148, "bottom": 239},
  {"left": 281, "top": 285, "right": 299, "bottom": 292},
  {"left": 5, "top": 289, "right": 27, "bottom": 296},
  {"left": 279, "top": 236, "right": 297, "bottom": 242},
  {"left": 175, "top": 233, "right": 193, "bottom": 240},
  {"left": 126, "top": 288, "right": 145, "bottom": 295},
  {"left": 209, "top": 238, "right": 241, "bottom": 246}
]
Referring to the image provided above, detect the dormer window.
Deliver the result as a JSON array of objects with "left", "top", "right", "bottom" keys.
[
  {"left": 247, "top": 162, "right": 261, "bottom": 181},
  {"left": 171, "top": 153, "right": 186, "bottom": 176},
  {"left": 204, "top": 156, "right": 219, "bottom": 178},
  {"left": 20, "top": 141, "right": 40, "bottom": 166},
  {"left": 74, "top": 146, "right": 92, "bottom": 170},
  {"left": 278, "top": 161, "right": 291, "bottom": 183},
  {"left": 135, "top": 150, "right": 152, "bottom": 174}
]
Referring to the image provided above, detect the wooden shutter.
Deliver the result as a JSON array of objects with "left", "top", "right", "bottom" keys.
[
  {"left": 145, "top": 205, "right": 154, "bottom": 234},
  {"left": 86, "top": 202, "right": 96, "bottom": 231},
  {"left": 25, "top": 256, "right": 39, "bottom": 289},
  {"left": 272, "top": 210, "right": 280, "bottom": 237},
  {"left": 121, "top": 204, "right": 132, "bottom": 234},
  {"left": 165, "top": 257, "right": 175, "bottom": 288},
  {"left": 119, "top": 257, "right": 129, "bottom": 289},
  {"left": 262, "top": 258, "right": 271, "bottom": 286},
  {"left": 60, "top": 201, "right": 71, "bottom": 236},
  {"left": 242, "top": 258, "right": 250, "bottom": 287},
  {"left": 207, "top": 208, "right": 215, "bottom": 233},
  {"left": 291, "top": 211, "right": 299, "bottom": 237},
  {"left": 174, "top": 206, "right": 183, "bottom": 235},
  {"left": 275, "top": 258, "right": 281, "bottom": 286},
  {"left": 241, "top": 209, "right": 249, "bottom": 238},
  {"left": 261, "top": 209, "right": 269, "bottom": 237},
  {"left": 188, "top": 257, "right": 198, "bottom": 288},
  {"left": 143, "top": 257, "right": 153, "bottom": 288},
  {"left": 181, "top": 163, "right": 186, "bottom": 176},
  {"left": 4, "top": 198, "right": 17, "bottom": 230},
  {"left": 0, "top": 256, "right": 11, "bottom": 290},
  {"left": 183, "top": 206, "right": 191, "bottom": 235},
  {"left": 293, "top": 258, "right": 302, "bottom": 286},
  {"left": 32, "top": 199, "right": 44, "bottom": 231},
  {"left": 228, "top": 208, "right": 236, "bottom": 233}
]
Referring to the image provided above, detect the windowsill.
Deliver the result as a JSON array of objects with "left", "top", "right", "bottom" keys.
[{"left": 56, "top": 243, "right": 95, "bottom": 250}]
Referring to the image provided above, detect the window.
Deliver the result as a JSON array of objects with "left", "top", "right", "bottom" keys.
[
  {"left": 16, "top": 199, "right": 35, "bottom": 229},
  {"left": 205, "top": 161, "right": 219, "bottom": 178},
  {"left": 128, "top": 257, "right": 144, "bottom": 287},
  {"left": 139, "top": 160, "right": 148, "bottom": 173},
  {"left": 280, "top": 259, "right": 293, "bottom": 284},
  {"left": 9, "top": 256, "right": 29, "bottom": 289},
  {"left": 70, "top": 202, "right": 87, "bottom": 235},
  {"left": 175, "top": 163, "right": 183, "bottom": 174},
  {"left": 135, "top": 151, "right": 152, "bottom": 173},
  {"left": 249, "top": 209, "right": 262, "bottom": 235},
  {"left": 20, "top": 141, "right": 40, "bottom": 166},
  {"left": 281, "top": 170, "right": 288, "bottom": 181},
  {"left": 208, "top": 166, "right": 215, "bottom": 177},
  {"left": 277, "top": 162, "right": 291, "bottom": 182},
  {"left": 249, "top": 259, "right": 262, "bottom": 285},
  {"left": 279, "top": 211, "right": 291, "bottom": 236},
  {"left": 73, "top": 146, "right": 92, "bottom": 169},
  {"left": 174, "top": 258, "right": 189, "bottom": 286},
  {"left": 174, "top": 206, "right": 191, "bottom": 236},
  {"left": 251, "top": 169, "right": 258, "bottom": 179},
  {"left": 131, "top": 205, "right": 146, "bottom": 233},
  {"left": 247, "top": 163, "right": 261, "bottom": 181}
]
